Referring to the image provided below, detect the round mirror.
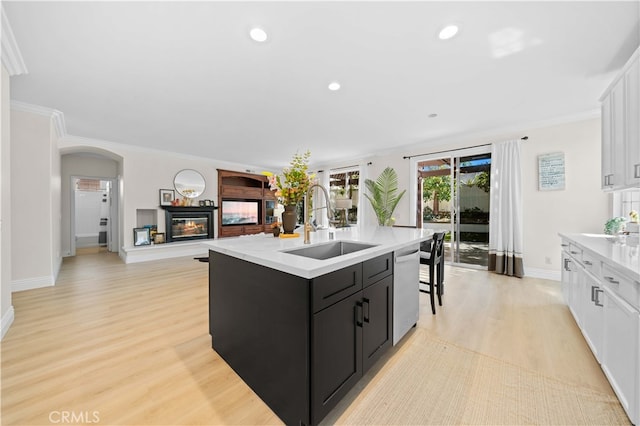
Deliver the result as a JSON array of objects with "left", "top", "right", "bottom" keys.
[{"left": 174, "top": 169, "right": 206, "bottom": 198}]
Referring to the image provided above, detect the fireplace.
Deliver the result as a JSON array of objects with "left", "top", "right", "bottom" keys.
[{"left": 162, "top": 206, "right": 216, "bottom": 242}]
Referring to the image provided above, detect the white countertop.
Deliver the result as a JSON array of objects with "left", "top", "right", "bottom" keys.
[
  {"left": 559, "top": 233, "right": 639, "bottom": 281},
  {"left": 203, "top": 226, "right": 433, "bottom": 278}
]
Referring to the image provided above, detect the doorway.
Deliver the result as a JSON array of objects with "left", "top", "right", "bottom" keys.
[
  {"left": 417, "top": 148, "right": 491, "bottom": 268},
  {"left": 70, "top": 177, "right": 118, "bottom": 256}
]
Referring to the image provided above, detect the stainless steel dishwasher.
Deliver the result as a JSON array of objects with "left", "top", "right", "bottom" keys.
[{"left": 393, "top": 243, "right": 420, "bottom": 345}]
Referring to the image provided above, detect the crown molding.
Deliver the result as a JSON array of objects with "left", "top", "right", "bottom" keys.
[
  {"left": 11, "top": 101, "right": 67, "bottom": 138},
  {"left": 1, "top": 8, "right": 27, "bottom": 76}
]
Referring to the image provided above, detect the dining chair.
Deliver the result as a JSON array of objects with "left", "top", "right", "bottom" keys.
[{"left": 419, "top": 231, "right": 446, "bottom": 314}]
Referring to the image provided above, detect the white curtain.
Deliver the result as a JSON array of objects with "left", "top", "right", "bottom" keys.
[{"left": 488, "top": 139, "right": 524, "bottom": 277}]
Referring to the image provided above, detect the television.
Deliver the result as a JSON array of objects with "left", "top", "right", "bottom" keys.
[{"left": 221, "top": 200, "right": 259, "bottom": 226}]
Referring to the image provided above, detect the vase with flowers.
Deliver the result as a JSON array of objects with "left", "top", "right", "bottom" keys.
[{"left": 267, "top": 150, "right": 314, "bottom": 234}]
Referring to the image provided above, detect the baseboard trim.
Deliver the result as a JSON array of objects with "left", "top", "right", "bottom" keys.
[
  {"left": 525, "top": 267, "right": 561, "bottom": 281},
  {"left": 122, "top": 240, "right": 210, "bottom": 264},
  {"left": 1, "top": 306, "right": 15, "bottom": 340},
  {"left": 12, "top": 275, "right": 55, "bottom": 292}
]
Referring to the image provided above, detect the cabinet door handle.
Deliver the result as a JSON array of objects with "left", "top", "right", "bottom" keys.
[
  {"left": 355, "top": 301, "right": 363, "bottom": 327},
  {"left": 564, "top": 258, "right": 571, "bottom": 271},
  {"left": 561, "top": 243, "right": 569, "bottom": 247},
  {"left": 604, "top": 276, "right": 620, "bottom": 284},
  {"left": 570, "top": 250, "right": 580, "bottom": 255},
  {"left": 591, "top": 285, "right": 597, "bottom": 302},
  {"left": 635, "top": 164, "right": 640, "bottom": 179},
  {"left": 594, "top": 288, "right": 604, "bottom": 307},
  {"left": 584, "top": 260, "right": 592, "bottom": 266},
  {"left": 363, "top": 298, "right": 370, "bottom": 323}
]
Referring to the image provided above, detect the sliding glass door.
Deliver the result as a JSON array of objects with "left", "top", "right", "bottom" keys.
[{"left": 418, "top": 148, "right": 491, "bottom": 267}]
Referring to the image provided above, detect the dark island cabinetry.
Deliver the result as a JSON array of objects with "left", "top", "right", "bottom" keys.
[
  {"left": 310, "top": 253, "right": 392, "bottom": 424},
  {"left": 209, "top": 251, "right": 393, "bottom": 425}
]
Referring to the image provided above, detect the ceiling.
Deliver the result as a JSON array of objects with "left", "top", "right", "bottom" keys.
[{"left": 4, "top": 1, "right": 639, "bottom": 169}]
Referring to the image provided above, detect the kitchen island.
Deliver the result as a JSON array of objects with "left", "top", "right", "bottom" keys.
[{"left": 203, "top": 226, "right": 431, "bottom": 425}]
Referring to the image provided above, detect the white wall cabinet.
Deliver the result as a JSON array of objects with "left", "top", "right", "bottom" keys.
[
  {"left": 601, "top": 47, "right": 640, "bottom": 191},
  {"left": 560, "top": 235, "right": 639, "bottom": 425},
  {"left": 624, "top": 55, "right": 640, "bottom": 187}
]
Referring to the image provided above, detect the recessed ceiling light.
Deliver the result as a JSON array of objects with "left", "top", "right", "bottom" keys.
[
  {"left": 438, "top": 25, "right": 459, "bottom": 40},
  {"left": 428, "top": 113, "right": 438, "bottom": 118},
  {"left": 249, "top": 27, "right": 268, "bottom": 43},
  {"left": 328, "top": 81, "right": 341, "bottom": 91}
]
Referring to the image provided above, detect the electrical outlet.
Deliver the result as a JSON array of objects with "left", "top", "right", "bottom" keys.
[{"left": 545, "top": 256, "right": 552, "bottom": 265}]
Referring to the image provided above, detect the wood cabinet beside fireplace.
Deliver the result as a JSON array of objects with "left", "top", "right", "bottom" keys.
[{"left": 217, "top": 169, "right": 276, "bottom": 238}]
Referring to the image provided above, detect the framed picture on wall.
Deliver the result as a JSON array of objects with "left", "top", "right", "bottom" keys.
[
  {"left": 538, "top": 152, "right": 565, "bottom": 191},
  {"left": 160, "top": 189, "right": 175, "bottom": 206},
  {"left": 133, "top": 228, "right": 151, "bottom": 246}
]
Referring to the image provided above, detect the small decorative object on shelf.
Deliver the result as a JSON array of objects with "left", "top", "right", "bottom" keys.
[
  {"left": 153, "top": 232, "right": 165, "bottom": 244},
  {"left": 627, "top": 210, "right": 639, "bottom": 234},
  {"left": 267, "top": 150, "right": 314, "bottom": 234},
  {"left": 133, "top": 227, "right": 151, "bottom": 246},
  {"left": 272, "top": 222, "right": 281, "bottom": 237},
  {"left": 604, "top": 217, "right": 627, "bottom": 235},
  {"left": 159, "top": 189, "right": 175, "bottom": 206}
]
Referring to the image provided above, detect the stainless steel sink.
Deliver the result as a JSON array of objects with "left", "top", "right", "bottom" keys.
[{"left": 282, "top": 241, "right": 377, "bottom": 260}]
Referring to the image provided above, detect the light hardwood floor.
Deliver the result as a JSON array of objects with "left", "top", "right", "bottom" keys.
[{"left": 1, "top": 252, "right": 615, "bottom": 425}]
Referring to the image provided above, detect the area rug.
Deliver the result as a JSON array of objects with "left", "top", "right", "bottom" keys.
[{"left": 333, "top": 329, "right": 630, "bottom": 425}]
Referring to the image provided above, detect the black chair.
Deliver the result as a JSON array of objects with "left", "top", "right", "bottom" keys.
[{"left": 419, "top": 232, "right": 446, "bottom": 314}]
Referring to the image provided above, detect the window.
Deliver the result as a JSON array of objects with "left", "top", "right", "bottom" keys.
[
  {"left": 614, "top": 189, "right": 640, "bottom": 221},
  {"left": 329, "top": 168, "right": 360, "bottom": 226}
]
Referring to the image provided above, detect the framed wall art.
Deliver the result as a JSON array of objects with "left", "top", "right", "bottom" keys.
[
  {"left": 133, "top": 227, "right": 151, "bottom": 246},
  {"left": 160, "top": 189, "right": 175, "bottom": 206},
  {"left": 538, "top": 152, "right": 565, "bottom": 191}
]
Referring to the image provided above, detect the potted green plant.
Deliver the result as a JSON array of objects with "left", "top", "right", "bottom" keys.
[
  {"left": 364, "top": 167, "right": 406, "bottom": 226},
  {"left": 267, "top": 150, "right": 314, "bottom": 234},
  {"left": 604, "top": 217, "right": 627, "bottom": 235}
]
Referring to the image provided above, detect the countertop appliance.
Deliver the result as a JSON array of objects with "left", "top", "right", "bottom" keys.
[{"left": 393, "top": 243, "right": 420, "bottom": 345}]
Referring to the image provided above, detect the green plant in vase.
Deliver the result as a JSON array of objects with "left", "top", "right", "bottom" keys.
[
  {"left": 604, "top": 217, "right": 627, "bottom": 235},
  {"left": 267, "top": 150, "right": 314, "bottom": 234},
  {"left": 364, "top": 167, "right": 406, "bottom": 226}
]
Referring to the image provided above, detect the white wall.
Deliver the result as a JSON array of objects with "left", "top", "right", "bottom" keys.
[
  {"left": 1, "top": 65, "right": 14, "bottom": 339},
  {"left": 521, "top": 118, "right": 609, "bottom": 275},
  {"left": 50, "top": 116, "right": 61, "bottom": 281},
  {"left": 10, "top": 109, "right": 61, "bottom": 290},
  {"left": 335, "top": 116, "right": 607, "bottom": 279}
]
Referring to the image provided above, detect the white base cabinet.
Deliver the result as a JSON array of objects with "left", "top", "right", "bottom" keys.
[
  {"left": 580, "top": 270, "right": 605, "bottom": 361},
  {"left": 560, "top": 235, "right": 639, "bottom": 425},
  {"left": 601, "top": 286, "right": 639, "bottom": 423}
]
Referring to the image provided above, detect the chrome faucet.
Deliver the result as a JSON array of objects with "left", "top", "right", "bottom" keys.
[{"left": 304, "top": 183, "right": 334, "bottom": 244}]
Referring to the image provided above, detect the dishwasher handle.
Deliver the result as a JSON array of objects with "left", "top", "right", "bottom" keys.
[{"left": 395, "top": 250, "right": 420, "bottom": 263}]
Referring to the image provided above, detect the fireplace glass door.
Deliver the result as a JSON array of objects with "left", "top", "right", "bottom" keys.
[{"left": 171, "top": 216, "right": 208, "bottom": 240}]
